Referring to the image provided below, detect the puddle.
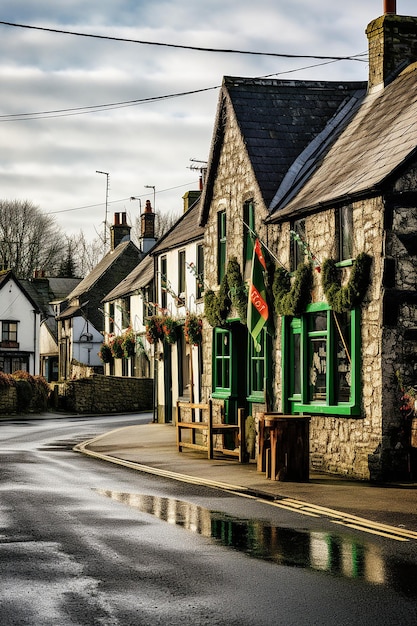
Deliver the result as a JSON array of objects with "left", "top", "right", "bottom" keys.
[{"left": 96, "top": 489, "right": 417, "bottom": 597}]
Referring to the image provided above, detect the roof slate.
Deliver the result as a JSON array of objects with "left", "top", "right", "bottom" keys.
[
  {"left": 270, "top": 63, "right": 417, "bottom": 218},
  {"left": 103, "top": 254, "right": 154, "bottom": 301},
  {"left": 67, "top": 241, "right": 141, "bottom": 300},
  {"left": 150, "top": 198, "right": 204, "bottom": 255}
]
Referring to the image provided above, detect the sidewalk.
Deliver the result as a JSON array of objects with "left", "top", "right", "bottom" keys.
[{"left": 77, "top": 419, "right": 417, "bottom": 530}]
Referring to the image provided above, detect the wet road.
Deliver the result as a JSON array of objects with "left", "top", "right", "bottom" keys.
[{"left": 1, "top": 413, "right": 417, "bottom": 625}]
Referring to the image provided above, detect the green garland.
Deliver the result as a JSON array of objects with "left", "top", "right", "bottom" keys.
[
  {"left": 273, "top": 262, "right": 313, "bottom": 316},
  {"left": 322, "top": 252, "right": 372, "bottom": 313},
  {"left": 227, "top": 257, "right": 248, "bottom": 323},
  {"left": 204, "top": 257, "right": 248, "bottom": 327}
]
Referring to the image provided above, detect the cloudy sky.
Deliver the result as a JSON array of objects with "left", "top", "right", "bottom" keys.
[{"left": 1, "top": 0, "right": 416, "bottom": 242}]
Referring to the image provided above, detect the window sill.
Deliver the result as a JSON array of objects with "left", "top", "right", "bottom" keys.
[{"left": 292, "top": 402, "right": 361, "bottom": 417}]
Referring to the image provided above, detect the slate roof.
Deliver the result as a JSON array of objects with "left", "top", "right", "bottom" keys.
[
  {"left": 199, "top": 76, "right": 366, "bottom": 224},
  {"left": 20, "top": 277, "right": 81, "bottom": 318},
  {"left": 103, "top": 254, "right": 154, "bottom": 301},
  {"left": 151, "top": 198, "right": 204, "bottom": 255},
  {"left": 0, "top": 270, "right": 41, "bottom": 312},
  {"left": 66, "top": 241, "right": 140, "bottom": 300},
  {"left": 269, "top": 62, "right": 417, "bottom": 219}
]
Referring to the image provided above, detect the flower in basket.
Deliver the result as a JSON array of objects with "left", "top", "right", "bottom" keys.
[
  {"left": 110, "top": 335, "right": 124, "bottom": 358},
  {"left": 184, "top": 313, "right": 203, "bottom": 345},
  {"left": 145, "top": 316, "right": 164, "bottom": 345},
  {"left": 98, "top": 342, "right": 113, "bottom": 363},
  {"left": 162, "top": 316, "right": 178, "bottom": 344},
  {"left": 122, "top": 327, "right": 136, "bottom": 357}
]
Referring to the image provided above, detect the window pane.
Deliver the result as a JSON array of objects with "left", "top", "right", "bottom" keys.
[
  {"left": 218, "top": 211, "right": 227, "bottom": 283},
  {"left": 310, "top": 338, "right": 327, "bottom": 401},
  {"left": 311, "top": 311, "right": 327, "bottom": 332},
  {"left": 335, "top": 312, "right": 352, "bottom": 402},
  {"left": 339, "top": 206, "right": 353, "bottom": 261},
  {"left": 291, "top": 218, "right": 306, "bottom": 270}
]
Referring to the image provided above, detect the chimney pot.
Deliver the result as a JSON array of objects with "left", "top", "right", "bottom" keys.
[
  {"left": 145, "top": 200, "right": 153, "bottom": 213},
  {"left": 384, "top": 0, "right": 396, "bottom": 14},
  {"left": 114, "top": 213, "right": 120, "bottom": 226},
  {"left": 121, "top": 212, "right": 127, "bottom": 225}
]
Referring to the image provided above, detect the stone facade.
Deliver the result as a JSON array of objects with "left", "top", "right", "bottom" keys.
[{"left": 201, "top": 103, "right": 417, "bottom": 480}]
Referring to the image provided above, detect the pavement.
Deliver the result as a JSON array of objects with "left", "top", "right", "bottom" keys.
[{"left": 75, "top": 418, "right": 417, "bottom": 532}]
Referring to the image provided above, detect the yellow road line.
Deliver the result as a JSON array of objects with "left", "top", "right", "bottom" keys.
[{"left": 332, "top": 520, "right": 410, "bottom": 542}]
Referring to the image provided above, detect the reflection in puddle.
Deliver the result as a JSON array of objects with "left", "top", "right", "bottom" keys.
[{"left": 96, "top": 489, "right": 417, "bottom": 596}]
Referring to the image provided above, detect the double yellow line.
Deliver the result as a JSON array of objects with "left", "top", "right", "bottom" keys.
[{"left": 266, "top": 496, "right": 417, "bottom": 542}]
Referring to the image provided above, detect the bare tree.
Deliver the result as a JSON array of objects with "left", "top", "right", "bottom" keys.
[
  {"left": 0, "top": 200, "right": 65, "bottom": 278},
  {"left": 68, "top": 231, "right": 105, "bottom": 277},
  {"left": 133, "top": 209, "right": 181, "bottom": 246}
]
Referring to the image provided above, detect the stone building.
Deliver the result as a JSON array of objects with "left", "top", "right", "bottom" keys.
[{"left": 198, "top": 3, "right": 417, "bottom": 480}]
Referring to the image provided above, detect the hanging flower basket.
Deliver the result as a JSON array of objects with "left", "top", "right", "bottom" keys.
[
  {"left": 162, "top": 316, "right": 178, "bottom": 344},
  {"left": 122, "top": 328, "right": 136, "bottom": 357},
  {"left": 110, "top": 336, "right": 124, "bottom": 359},
  {"left": 184, "top": 313, "right": 203, "bottom": 345},
  {"left": 98, "top": 342, "right": 113, "bottom": 363},
  {"left": 145, "top": 316, "right": 164, "bottom": 345}
]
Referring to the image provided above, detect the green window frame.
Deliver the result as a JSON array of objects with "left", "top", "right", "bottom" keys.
[
  {"left": 212, "top": 327, "right": 231, "bottom": 395},
  {"left": 283, "top": 302, "right": 360, "bottom": 416},
  {"left": 217, "top": 210, "right": 227, "bottom": 284},
  {"left": 247, "top": 328, "right": 269, "bottom": 402}
]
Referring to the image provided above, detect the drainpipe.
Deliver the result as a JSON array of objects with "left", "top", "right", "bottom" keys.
[{"left": 383, "top": 0, "right": 396, "bottom": 13}]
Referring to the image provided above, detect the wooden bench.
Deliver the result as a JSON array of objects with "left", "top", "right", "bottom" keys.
[{"left": 176, "top": 400, "right": 247, "bottom": 462}]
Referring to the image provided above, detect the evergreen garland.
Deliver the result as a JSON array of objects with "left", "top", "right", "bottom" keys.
[
  {"left": 322, "top": 252, "right": 372, "bottom": 313},
  {"left": 273, "top": 262, "right": 313, "bottom": 316},
  {"left": 227, "top": 256, "right": 248, "bottom": 323},
  {"left": 204, "top": 289, "right": 224, "bottom": 327}
]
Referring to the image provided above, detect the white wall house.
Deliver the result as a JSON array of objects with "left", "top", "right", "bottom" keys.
[
  {"left": 102, "top": 254, "right": 154, "bottom": 379},
  {"left": 150, "top": 193, "right": 205, "bottom": 422},
  {"left": 0, "top": 271, "right": 41, "bottom": 375}
]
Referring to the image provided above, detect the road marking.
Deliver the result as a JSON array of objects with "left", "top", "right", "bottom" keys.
[{"left": 76, "top": 444, "right": 417, "bottom": 543}]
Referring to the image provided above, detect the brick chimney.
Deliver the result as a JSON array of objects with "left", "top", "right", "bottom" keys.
[
  {"left": 110, "top": 212, "right": 131, "bottom": 250},
  {"left": 366, "top": 2, "right": 417, "bottom": 91},
  {"left": 140, "top": 200, "right": 157, "bottom": 254}
]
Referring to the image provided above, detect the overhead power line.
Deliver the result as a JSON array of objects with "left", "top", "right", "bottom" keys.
[
  {"left": 0, "top": 20, "right": 367, "bottom": 62},
  {"left": 0, "top": 55, "right": 368, "bottom": 123}
]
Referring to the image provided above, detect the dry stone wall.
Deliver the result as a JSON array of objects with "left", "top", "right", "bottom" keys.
[{"left": 57, "top": 375, "right": 153, "bottom": 414}]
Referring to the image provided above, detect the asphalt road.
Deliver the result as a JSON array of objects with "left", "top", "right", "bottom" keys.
[{"left": 1, "top": 413, "right": 417, "bottom": 626}]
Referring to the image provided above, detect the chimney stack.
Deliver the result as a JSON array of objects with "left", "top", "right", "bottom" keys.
[
  {"left": 384, "top": 0, "right": 396, "bottom": 14},
  {"left": 366, "top": 8, "right": 417, "bottom": 90},
  {"left": 140, "top": 200, "right": 157, "bottom": 254},
  {"left": 110, "top": 212, "right": 131, "bottom": 250}
]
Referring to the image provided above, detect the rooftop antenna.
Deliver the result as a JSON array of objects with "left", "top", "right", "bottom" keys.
[
  {"left": 188, "top": 158, "right": 208, "bottom": 187},
  {"left": 96, "top": 170, "right": 110, "bottom": 248}
]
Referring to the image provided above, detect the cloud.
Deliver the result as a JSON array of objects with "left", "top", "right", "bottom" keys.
[{"left": 0, "top": 0, "right": 416, "bottom": 242}]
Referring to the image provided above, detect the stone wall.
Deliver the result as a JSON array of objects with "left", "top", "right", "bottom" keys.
[
  {"left": 56, "top": 375, "right": 153, "bottom": 414},
  {"left": 0, "top": 386, "right": 17, "bottom": 414}
]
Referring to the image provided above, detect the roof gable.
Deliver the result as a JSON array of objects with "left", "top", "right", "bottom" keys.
[
  {"left": 270, "top": 63, "right": 417, "bottom": 219},
  {"left": 199, "top": 76, "right": 366, "bottom": 225},
  {"left": 0, "top": 270, "right": 41, "bottom": 312},
  {"left": 67, "top": 240, "right": 141, "bottom": 300}
]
